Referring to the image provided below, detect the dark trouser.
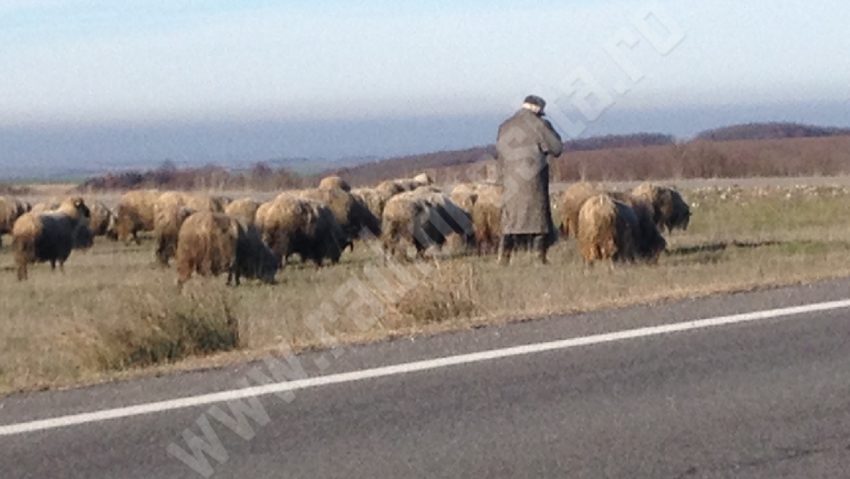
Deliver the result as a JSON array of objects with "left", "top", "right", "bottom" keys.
[{"left": 498, "top": 234, "right": 549, "bottom": 265}]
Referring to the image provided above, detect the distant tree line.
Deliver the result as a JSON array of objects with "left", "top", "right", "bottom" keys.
[
  {"left": 73, "top": 123, "right": 850, "bottom": 191},
  {"left": 696, "top": 122, "right": 850, "bottom": 142},
  {"left": 76, "top": 161, "right": 306, "bottom": 192}
]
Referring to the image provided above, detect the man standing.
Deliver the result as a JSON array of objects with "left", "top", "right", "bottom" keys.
[{"left": 497, "top": 95, "right": 563, "bottom": 265}]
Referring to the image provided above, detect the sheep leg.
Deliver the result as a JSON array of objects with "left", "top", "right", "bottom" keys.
[{"left": 17, "top": 264, "right": 27, "bottom": 281}]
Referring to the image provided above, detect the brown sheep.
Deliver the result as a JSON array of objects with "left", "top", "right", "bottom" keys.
[
  {"left": 413, "top": 172, "right": 434, "bottom": 186},
  {"left": 176, "top": 212, "right": 239, "bottom": 285},
  {"left": 257, "top": 195, "right": 347, "bottom": 267},
  {"left": 153, "top": 192, "right": 226, "bottom": 266},
  {"left": 381, "top": 193, "right": 427, "bottom": 259},
  {"left": 29, "top": 200, "right": 61, "bottom": 215},
  {"left": 411, "top": 187, "right": 475, "bottom": 249},
  {"left": 471, "top": 184, "right": 503, "bottom": 255},
  {"left": 558, "top": 182, "right": 603, "bottom": 238},
  {"left": 356, "top": 185, "right": 399, "bottom": 219},
  {"left": 299, "top": 187, "right": 380, "bottom": 242},
  {"left": 577, "top": 194, "right": 666, "bottom": 264},
  {"left": 318, "top": 176, "right": 352, "bottom": 192},
  {"left": 115, "top": 190, "right": 159, "bottom": 244},
  {"left": 12, "top": 197, "right": 92, "bottom": 281},
  {"left": 380, "top": 189, "right": 473, "bottom": 259},
  {"left": 577, "top": 194, "right": 636, "bottom": 264},
  {"left": 631, "top": 183, "right": 691, "bottom": 233},
  {"left": 0, "top": 196, "right": 30, "bottom": 247},
  {"left": 176, "top": 212, "right": 278, "bottom": 286},
  {"left": 235, "top": 225, "right": 280, "bottom": 284},
  {"left": 87, "top": 201, "right": 116, "bottom": 238},
  {"left": 450, "top": 183, "right": 479, "bottom": 213},
  {"left": 224, "top": 198, "right": 261, "bottom": 228}
]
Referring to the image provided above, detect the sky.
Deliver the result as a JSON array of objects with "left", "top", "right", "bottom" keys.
[{"left": 1, "top": 0, "right": 849, "bottom": 176}]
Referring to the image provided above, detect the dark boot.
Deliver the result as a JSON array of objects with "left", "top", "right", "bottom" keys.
[
  {"left": 497, "top": 235, "right": 513, "bottom": 266},
  {"left": 533, "top": 235, "right": 548, "bottom": 265}
]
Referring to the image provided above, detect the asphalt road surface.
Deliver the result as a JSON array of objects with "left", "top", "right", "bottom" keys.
[{"left": 3, "top": 279, "right": 850, "bottom": 478}]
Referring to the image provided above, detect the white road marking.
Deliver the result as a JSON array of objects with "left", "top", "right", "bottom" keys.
[{"left": 2, "top": 298, "right": 850, "bottom": 437}]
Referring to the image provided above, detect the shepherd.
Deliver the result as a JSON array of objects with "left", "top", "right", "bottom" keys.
[{"left": 496, "top": 95, "right": 563, "bottom": 265}]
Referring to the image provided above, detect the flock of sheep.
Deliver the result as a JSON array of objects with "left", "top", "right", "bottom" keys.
[{"left": 0, "top": 173, "right": 692, "bottom": 285}]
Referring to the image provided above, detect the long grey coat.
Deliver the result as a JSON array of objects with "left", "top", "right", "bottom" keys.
[{"left": 497, "top": 108, "right": 563, "bottom": 236}]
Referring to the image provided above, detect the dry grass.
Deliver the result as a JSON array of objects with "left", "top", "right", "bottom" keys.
[{"left": 3, "top": 184, "right": 850, "bottom": 395}]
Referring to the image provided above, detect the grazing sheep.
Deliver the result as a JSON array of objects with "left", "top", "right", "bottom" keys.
[
  {"left": 257, "top": 195, "right": 347, "bottom": 267},
  {"left": 318, "top": 175, "right": 352, "bottom": 192},
  {"left": 412, "top": 172, "right": 434, "bottom": 186},
  {"left": 154, "top": 203, "right": 194, "bottom": 266},
  {"left": 351, "top": 188, "right": 383, "bottom": 219},
  {"left": 12, "top": 197, "right": 91, "bottom": 281},
  {"left": 87, "top": 201, "right": 116, "bottom": 238},
  {"left": 0, "top": 196, "right": 30, "bottom": 247},
  {"left": 577, "top": 194, "right": 637, "bottom": 264},
  {"left": 577, "top": 194, "right": 666, "bottom": 265},
  {"left": 115, "top": 190, "right": 159, "bottom": 245},
  {"left": 176, "top": 211, "right": 278, "bottom": 286},
  {"left": 380, "top": 189, "right": 473, "bottom": 259},
  {"left": 450, "top": 183, "right": 480, "bottom": 213},
  {"left": 631, "top": 183, "right": 691, "bottom": 233},
  {"left": 380, "top": 193, "right": 427, "bottom": 259},
  {"left": 175, "top": 211, "right": 237, "bottom": 286},
  {"left": 224, "top": 198, "right": 261, "bottom": 228},
  {"left": 558, "top": 182, "right": 603, "bottom": 238},
  {"left": 299, "top": 187, "right": 380, "bottom": 242},
  {"left": 351, "top": 187, "right": 389, "bottom": 226},
  {"left": 411, "top": 187, "right": 475, "bottom": 250},
  {"left": 470, "top": 184, "right": 503, "bottom": 255},
  {"left": 235, "top": 225, "right": 280, "bottom": 284},
  {"left": 153, "top": 192, "right": 229, "bottom": 266},
  {"left": 29, "top": 200, "right": 61, "bottom": 215}
]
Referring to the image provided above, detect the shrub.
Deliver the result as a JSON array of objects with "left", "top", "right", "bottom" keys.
[
  {"left": 89, "top": 287, "right": 240, "bottom": 371},
  {"left": 394, "top": 263, "right": 477, "bottom": 324}
]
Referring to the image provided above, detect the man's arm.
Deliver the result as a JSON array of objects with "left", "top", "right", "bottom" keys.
[{"left": 539, "top": 119, "right": 563, "bottom": 157}]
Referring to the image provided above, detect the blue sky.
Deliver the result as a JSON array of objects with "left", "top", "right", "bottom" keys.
[
  {"left": 0, "top": 0, "right": 848, "bottom": 175},
  {"left": 2, "top": 0, "right": 848, "bottom": 125}
]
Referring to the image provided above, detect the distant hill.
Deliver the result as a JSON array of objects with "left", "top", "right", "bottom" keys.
[
  {"left": 564, "top": 133, "right": 675, "bottom": 152},
  {"left": 329, "top": 133, "right": 674, "bottom": 186},
  {"left": 696, "top": 122, "right": 850, "bottom": 142}
]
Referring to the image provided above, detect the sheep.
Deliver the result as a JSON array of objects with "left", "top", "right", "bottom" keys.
[
  {"left": 175, "top": 211, "right": 277, "bottom": 286},
  {"left": 235, "top": 225, "right": 280, "bottom": 284},
  {"left": 0, "top": 196, "right": 30, "bottom": 247},
  {"left": 153, "top": 192, "right": 229, "bottom": 266},
  {"left": 224, "top": 198, "right": 261, "bottom": 228},
  {"left": 115, "top": 190, "right": 159, "bottom": 245},
  {"left": 257, "top": 195, "right": 347, "bottom": 267},
  {"left": 558, "top": 182, "right": 603, "bottom": 238},
  {"left": 354, "top": 186, "right": 397, "bottom": 219},
  {"left": 29, "top": 200, "right": 61, "bottom": 215},
  {"left": 577, "top": 193, "right": 666, "bottom": 265},
  {"left": 410, "top": 186, "right": 475, "bottom": 252},
  {"left": 470, "top": 184, "right": 503, "bottom": 255},
  {"left": 380, "top": 189, "right": 473, "bottom": 260},
  {"left": 318, "top": 175, "right": 351, "bottom": 192},
  {"left": 87, "top": 200, "right": 117, "bottom": 238},
  {"left": 631, "top": 183, "right": 692, "bottom": 233},
  {"left": 12, "top": 197, "right": 91, "bottom": 281},
  {"left": 299, "top": 187, "right": 380, "bottom": 242},
  {"left": 577, "top": 194, "right": 637, "bottom": 264},
  {"left": 450, "top": 183, "right": 480, "bottom": 213}
]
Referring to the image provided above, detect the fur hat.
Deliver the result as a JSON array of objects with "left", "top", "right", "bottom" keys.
[{"left": 522, "top": 95, "right": 546, "bottom": 114}]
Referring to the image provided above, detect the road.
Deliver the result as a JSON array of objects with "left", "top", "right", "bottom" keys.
[{"left": 3, "top": 279, "right": 850, "bottom": 478}]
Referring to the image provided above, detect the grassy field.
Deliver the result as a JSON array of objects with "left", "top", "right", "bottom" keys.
[{"left": 3, "top": 183, "right": 850, "bottom": 395}]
